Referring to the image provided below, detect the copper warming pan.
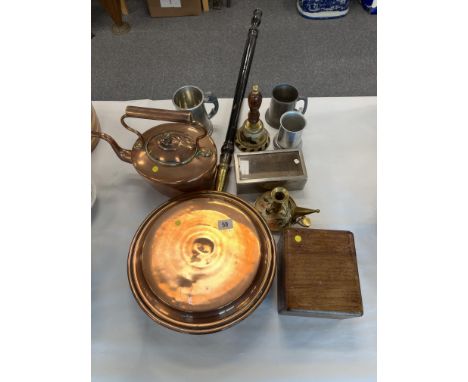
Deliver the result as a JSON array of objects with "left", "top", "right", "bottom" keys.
[
  {"left": 91, "top": 106, "right": 217, "bottom": 195},
  {"left": 127, "top": 191, "right": 276, "bottom": 334}
]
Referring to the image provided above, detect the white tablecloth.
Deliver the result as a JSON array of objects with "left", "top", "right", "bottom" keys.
[{"left": 92, "top": 97, "right": 376, "bottom": 382}]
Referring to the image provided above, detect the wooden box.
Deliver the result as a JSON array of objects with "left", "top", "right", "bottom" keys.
[{"left": 278, "top": 228, "right": 363, "bottom": 318}]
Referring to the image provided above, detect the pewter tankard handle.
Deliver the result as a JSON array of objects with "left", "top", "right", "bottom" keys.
[
  {"left": 204, "top": 92, "right": 219, "bottom": 119},
  {"left": 295, "top": 96, "right": 308, "bottom": 114}
]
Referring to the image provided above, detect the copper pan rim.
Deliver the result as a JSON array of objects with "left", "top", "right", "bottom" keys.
[
  {"left": 128, "top": 258, "right": 275, "bottom": 334},
  {"left": 127, "top": 191, "right": 276, "bottom": 334}
]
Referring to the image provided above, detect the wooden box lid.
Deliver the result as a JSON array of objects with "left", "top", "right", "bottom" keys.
[{"left": 278, "top": 228, "right": 363, "bottom": 318}]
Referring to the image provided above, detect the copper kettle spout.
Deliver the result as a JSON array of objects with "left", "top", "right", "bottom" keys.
[{"left": 91, "top": 131, "right": 132, "bottom": 163}]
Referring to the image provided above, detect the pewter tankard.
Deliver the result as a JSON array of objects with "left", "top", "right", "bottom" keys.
[
  {"left": 273, "top": 111, "right": 306, "bottom": 149},
  {"left": 172, "top": 85, "right": 219, "bottom": 135},
  {"left": 265, "top": 84, "right": 308, "bottom": 129}
]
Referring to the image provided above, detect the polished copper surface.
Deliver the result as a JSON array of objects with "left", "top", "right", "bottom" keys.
[
  {"left": 141, "top": 198, "right": 261, "bottom": 312},
  {"left": 91, "top": 106, "right": 217, "bottom": 195},
  {"left": 145, "top": 131, "right": 197, "bottom": 165},
  {"left": 128, "top": 191, "right": 276, "bottom": 334},
  {"left": 130, "top": 122, "right": 216, "bottom": 191}
]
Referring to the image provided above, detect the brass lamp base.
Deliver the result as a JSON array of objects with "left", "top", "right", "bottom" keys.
[
  {"left": 254, "top": 187, "right": 320, "bottom": 232},
  {"left": 235, "top": 84, "right": 270, "bottom": 152},
  {"left": 235, "top": 121, "right": 270, "bottom": 152}
]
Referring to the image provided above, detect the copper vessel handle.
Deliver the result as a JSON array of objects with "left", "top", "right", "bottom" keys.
[
  {"left": 124, "top": 106, "right": 192, "bottom": 123},
  {"left": 91, "top": 131, "right": 132, "bottom": 163},
  {"left": 190, "top": 120, "right": 208, "bottom": 151},
  {"left": 121, "top": 106, "right": 208, "bottom": 154},
  {"left": 120, "top": 106, "right": 197, "bottom": 142}
]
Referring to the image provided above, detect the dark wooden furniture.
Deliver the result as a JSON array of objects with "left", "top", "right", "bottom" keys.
[
  {"left": 99, "top": 0, "right": 130, "bottom": 34},
  {"left": 278, "top": 228, "right": 363, "bottom": 319}
]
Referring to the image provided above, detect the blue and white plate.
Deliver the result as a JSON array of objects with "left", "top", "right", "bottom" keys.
[{"left": 360, "top": 0, "right": 377, "bottom": 14}]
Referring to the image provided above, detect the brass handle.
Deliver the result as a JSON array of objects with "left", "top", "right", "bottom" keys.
[{"left": 124, "top": 106, "right": 193, "bottom": 124}]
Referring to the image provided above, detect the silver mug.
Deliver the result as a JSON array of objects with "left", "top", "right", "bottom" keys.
[
  {"left": 273, "top": 111, "right": 306, "bottom": 149},
  {"left": 265, "top": 84, "right": 308, "bottom": 129},
  {"left": 172, "top": 85, "right": 219, "bottom": 135}
]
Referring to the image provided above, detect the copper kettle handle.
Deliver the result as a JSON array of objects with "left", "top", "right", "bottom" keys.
[
  {"left": 124, "top": 106, "right": 193, "bottom": 124},
  {"left": 121, "top": 106, "right": 208, "bottom": 149}
]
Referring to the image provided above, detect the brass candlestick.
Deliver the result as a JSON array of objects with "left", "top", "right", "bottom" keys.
[{"left": 235, "top": 85, "right": 270, "bottom": 152}]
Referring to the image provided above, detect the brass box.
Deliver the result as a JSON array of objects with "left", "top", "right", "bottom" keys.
[
  {"left": 278, "top": 228, "right": 363, "bottom": 319},
  {"left": 234, "top": 149, "right": 307, "bottom": 194}
]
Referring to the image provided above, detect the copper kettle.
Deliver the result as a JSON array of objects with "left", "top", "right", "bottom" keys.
[{"left": 91, "top": 106, "right": 217, "bottom": 195}]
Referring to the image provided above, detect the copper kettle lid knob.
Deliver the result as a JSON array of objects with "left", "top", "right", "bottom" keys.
[{"left": 146, "top": 131, "right": 197, "bottom": 166}]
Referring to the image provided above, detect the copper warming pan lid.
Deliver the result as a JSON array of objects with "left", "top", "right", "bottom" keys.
[{"left": 128, "top": 191, "right": 276, "bottom": 334}]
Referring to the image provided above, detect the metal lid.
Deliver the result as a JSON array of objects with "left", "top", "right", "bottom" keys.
[
  {"left": 145, "top": 131, "right": 197, "bottom": 166},
  {"left": 128, "top": 191, "right": 276, "bottom": 334},
  {"left": 141, "top": 195, "right": 261, "bottom": 312}
]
